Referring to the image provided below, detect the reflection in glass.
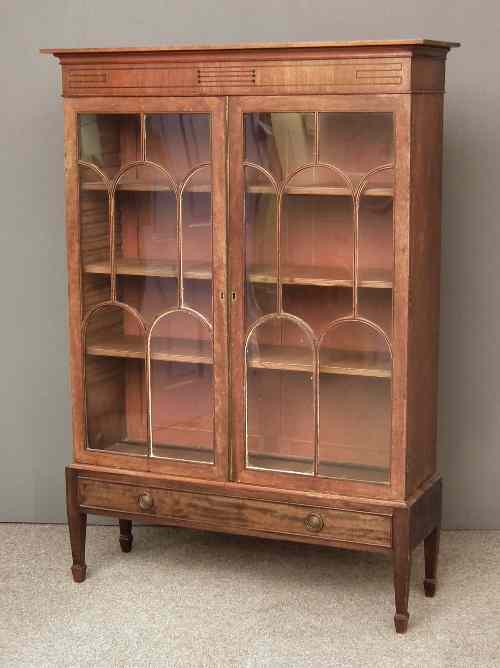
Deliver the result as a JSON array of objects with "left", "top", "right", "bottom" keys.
[
  {"left": 150, "top": 311, "right": 214, "bottom": 463},
  {"left": 245, "top": 166, "right": 278, "bottom": 325},
  {"left": 319, "top": 321, "right": 391, "bottom": 482},
  {"left": 240, "top": 108, "right": 396, "bottom": 483},
  {"left": 246, "top": 317, "right": 314, "bottom": 474},
  {"left": 78, "top": 114, "right": 140, "bottom": 179},
  {"left": 319, "top": 112, "right": 394, "bottom": 186},
  {"left": 245, "top": 113, "right": 314, "bottom": 181},
  {"left": 146, "top": 114, "right": 210, "bottom": 181},
  {"left": 114, "top": 164, "right": 177, "bottom": 319},
  {"left": 281, "top": 166, "right": 354, "bottom": 286},
  {"left": 79, "top": 165, "right": 110, "bottom": 314},
  {"left": 85, "top": 304, "right": 147, "bottom": 455},
  {"left": 284, "top": 285, "right": 352, "bottom": 338}
]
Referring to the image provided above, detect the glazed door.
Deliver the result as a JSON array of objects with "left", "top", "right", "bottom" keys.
[
  {"left": 229, "top": 96, "right": 408, "bottom": 499},
  {"left": 68, "top": 97, "right": 228, "bottom": 479}
]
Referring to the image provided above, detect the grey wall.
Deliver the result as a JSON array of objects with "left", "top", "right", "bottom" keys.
[{"left": 1, "top": 0, "right": 499, "bottom": 528}]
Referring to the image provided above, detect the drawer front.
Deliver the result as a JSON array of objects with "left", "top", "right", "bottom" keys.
[{"left": 78, "top": 478, "right": 392, "bottom": 548}]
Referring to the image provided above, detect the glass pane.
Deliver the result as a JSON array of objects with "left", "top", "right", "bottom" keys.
[
  {"left": 284, "top": 285, "right": 352, "bottom": 338},
  {"left": 85, "top": 305, "right": 147, "bottom": 455},
  {"left": 79, "top": 165, "right": 110, "bottom": 315},
  {"left": 241, "top": 108, "right": 395, "bottom": 483},
  {"left": 245, "top": 113, "right": 314, "bottom": 180},
  {"left": 280, "top": 166, "right": 354, "bottom": 338},
  {"left": 246, "top": 317, "right": 314, "bottom": 474},
  {"left": 358, "top": 168, "right": 394, "bottom": 336},
  {"left": 182, "top": 166, "right": 212, "bottom": 322},
  {"left": 245, "top": 166, "right": 278, "bottom": 326},
  {"left": 114, "top": 164, "right": 178, "bottom": 319},
  {"left": 150, "top": 311, "right": 213, "bottom": 463},
  {"left": 282, "top": 166, "right": 354, "bottom": 286},
  {"left": 319, "top": 113, "right": 394, "bottom": 187},
  {"left": 319, "top": 321, "right": 391, "bottom": 482},
  {"left": 146, "top": 113, "right": 210, "bottom": 180},
  {"left": 78, "top": 114, "right": 140, "bottom": 179}
]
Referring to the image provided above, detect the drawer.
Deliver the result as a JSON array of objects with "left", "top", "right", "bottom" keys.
[{"left": 78, "top": 478, "right": 392, "bottom": 549}]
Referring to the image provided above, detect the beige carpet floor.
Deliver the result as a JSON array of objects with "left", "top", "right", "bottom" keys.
[{"left": 0, "top": 525, "right": 499, "bottom": 667}]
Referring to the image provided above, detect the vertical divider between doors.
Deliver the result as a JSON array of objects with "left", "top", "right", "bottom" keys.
[
  {"left": 227, "top": 97, "right": 246, "bottom": 484},
  {"left": 224, "top": 96, "right": 234, "bottom": 482},
  {"left": 209, "top": 96, "right": 231, "bottom": 482}
]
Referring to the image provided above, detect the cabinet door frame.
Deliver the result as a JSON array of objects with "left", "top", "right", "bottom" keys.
[
  {"left": 65, "top": 96, "right": 228, "bottom": 480},
  {"left": 228, "top": 94, "right": 410, "bottom": 500}
]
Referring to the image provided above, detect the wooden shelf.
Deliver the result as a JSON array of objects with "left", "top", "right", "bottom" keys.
[
  {"left": 84, "top": 259, "right": 392, "bottom": 289},
  {"left": 248, "top": 183, "right": 393, "bottom": 197},
  {"left": 81, "top": 181, "right": 392, "bottom": 197},
  {"left": 96, "top": 441, "right": 214, "bottom": 463},
  {"left": 86, "top": 334, "right": 213, "bottom": 365},
  {"left": 247, "top": 451, "right": 389, "bottom": 482},
  {"left": 81, "top": 181, "right": 211, "bottom": 193},
  {"left": 248, "top": 344, "right": 391, "bottom": 378},
  {"left": 86, "top": 333, "right": 389, "bottom": 377},
  {"left": 91, "top": 441, "right": 389, "bottom": 478},
  {"left": 248, "top": 264, "right": 393, "bottom": 289},
  {"left": 85, "top": 259, "right": 211, "bottom": 281}
]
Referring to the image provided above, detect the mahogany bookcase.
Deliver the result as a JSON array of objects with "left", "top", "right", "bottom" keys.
[{"left": 42, "top": 39, "right": 459, "bottom": 633}]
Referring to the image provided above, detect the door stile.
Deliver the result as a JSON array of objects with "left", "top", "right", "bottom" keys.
[
  {"left": 390, "top": 95, "right": 411, "bottom": 500},
  {"left": 64, "top": 100, "right": 86, "bottom": 462}
]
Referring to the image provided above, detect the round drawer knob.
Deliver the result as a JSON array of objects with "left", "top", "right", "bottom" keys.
[
  {"left": 304, "top": 513, "right": 324, "bottom": 533},
  {"left": 138, "top": 493, "right": 154, "bottom": 511}
]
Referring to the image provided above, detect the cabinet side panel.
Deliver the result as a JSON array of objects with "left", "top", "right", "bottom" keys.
[
  {"left": 406, "top": 93, "right": 444, "bottom": 494},
  {"left": 64, "top": 100, "right": 85, "bottom": 460}
]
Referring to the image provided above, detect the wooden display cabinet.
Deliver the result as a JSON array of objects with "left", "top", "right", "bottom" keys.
[{"left": 42, "top": 39, "right": 459, "bottom": 633}]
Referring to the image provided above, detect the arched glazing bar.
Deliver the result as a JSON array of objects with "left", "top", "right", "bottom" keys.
[
  {"left": 78, "top": 163, "right": 112, "bottom": 314},
  {"left": 244, "top": 159, "right": 355, "bottom": 316},
  {"left": 317, "top": 318, "right": 393, "bottom": 482},
  {"left": 147, "top": 307, "right": 214, "bottom": 463},
  {"left": 82, "top": 301, "right": 149, "bottom": 455},
  {"left": 145, "top": 113, "right": 211, "bottom": 181},
  {"left": 242, "top": 110, "right": 396, "bottom": 478},
  {"left": 110, "top": 160, "right": 177, "bottom": 302},
  {"left": 77, "top": 111, "right": 216, "bottom": 464},
  {"left": 77, "top": 113, "right": 142, "bottom": 179},
  {"left": 179, "top": 163, "right": 212, "bottom": 317},
  {"left": 130, "top": 113, "right": 212, "bottom": 465},
  {"left": 245, "top": 312, "right": 317, "bottom": 474},
  {"left": 243, "top": 163, "right": 279, "bottom": 327},
  {"left": 279, "top": 161, "right": 355, "bottom": 320}
]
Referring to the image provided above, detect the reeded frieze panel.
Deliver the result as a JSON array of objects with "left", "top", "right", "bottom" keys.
[{"left": 61, "top": 58, "right": 413, "bottom": 97}]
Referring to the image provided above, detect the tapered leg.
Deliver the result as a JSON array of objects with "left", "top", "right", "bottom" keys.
[
  {"left": 66, "top": 468, "right": 87, "bottom": 583},
  {"left": 393, "top": 508, "right": 411, "bottom": 633},
  {"left": 424, "top": 525, "right": 440, "bottom": 597},
  {"left": 119, "top": 519, "right": 133, "bottom": 553}
]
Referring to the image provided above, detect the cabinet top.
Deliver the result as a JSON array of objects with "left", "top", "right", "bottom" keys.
[{"left": 40, "top": 38, "right": 460, "bottom": 57}]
